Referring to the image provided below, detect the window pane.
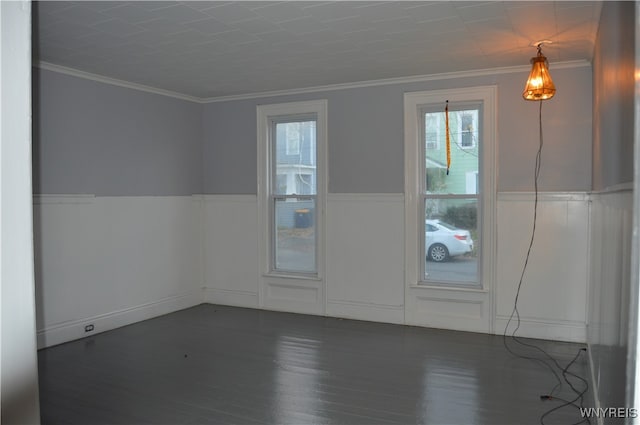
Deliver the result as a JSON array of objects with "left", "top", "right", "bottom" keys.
[
  {"left": 424, "top": 109, "right": 479, "bottom": 195},
  {"left": 275, "top": 121, "right": 316, "bottom": 195},
  {"left": 274, "top": 197, "right": 316, "bottom": 273},
  {"left": 424, "top": 197, "right": 478, "bottom": 284}
]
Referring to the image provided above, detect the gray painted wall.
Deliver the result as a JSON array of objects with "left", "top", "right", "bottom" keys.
[
  {"left": 201, "top": 99, "right": 256, "bottom": 195},
  {"left": 34, "top": 63, "right": 592, "bottom": 196},
  {"left": 592, "top": 1, "right": 635, "bottom": 191},
  {"left": 33, "top": 68, "right": 203, "bottom": 196},
  {"left": 203, "top": 66, "right": 593, "bottom": 194},
  {"left": 588, "top": 0, "right": 636, "bottom": 411}
]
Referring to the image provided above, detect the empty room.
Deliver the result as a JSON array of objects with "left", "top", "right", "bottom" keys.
[{"left": 2, "top": 1, "right": 639, "bottom": 424}]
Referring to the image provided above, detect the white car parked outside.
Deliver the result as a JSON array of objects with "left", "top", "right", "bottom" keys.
[{"left": 425, "top": 219, "right": 474, "bottom": 262}]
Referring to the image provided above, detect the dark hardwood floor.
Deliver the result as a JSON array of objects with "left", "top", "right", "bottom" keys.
[{"left": 38, "top": 304, "right": 592, "bottom": 425}]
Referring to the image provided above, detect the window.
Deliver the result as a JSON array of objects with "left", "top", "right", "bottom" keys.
[
  {"left": 273, "top": 119, "right": 316, "bottom": 273},
  {"left": 421, "top": 104, "right": 480, "bottom": 285},
  {"left": 296, "top": 173, "right": 313, "bottom": 195},
  {"left": 258, "top": 100, "right": 327, "bottom": 278},
  {"left": 460, "top": 112, "right": 476, "bottom": 148},
  {"left": 404, "top": 87, "right": 496, "bottom": 289},
  {"left": 466, "top": 171, "right": 479, "bottom": 195},
  {"left": 425, "top": 113, "right": 440, "bottom": 150},
  {"left": 285, "top": 122, "right": 301, "bottom": 155},
  {"left": 276, "top": 174, "right": 287, "bottom": 194}
]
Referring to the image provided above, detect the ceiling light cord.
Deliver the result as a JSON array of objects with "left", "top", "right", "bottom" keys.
[{"left": 502, "top": 100, "right": 591, "bottom": 425}]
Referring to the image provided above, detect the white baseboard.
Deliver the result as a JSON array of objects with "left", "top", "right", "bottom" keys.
[
  {"left": 203, "top": 287, "right": 259, "bottom": 309},
  {"left": 37, "top": 289, "right": 203, "bottom": 349},
  {"left": 326, "top": 300, "right": 404, "bottom": 325},
  {"left": 495, "top": 316, "right": 586, "bottom": 343}
]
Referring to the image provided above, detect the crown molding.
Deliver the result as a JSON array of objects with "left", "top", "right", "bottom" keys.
[
  {"left": 36, "top": 61, "right": 203, "bottom": 103},
  {"left": 202, "top": 60, "right": 590, "bottom": 103},
  {"left": 36, "top": 59, "right": 590, "bottom": 105}
]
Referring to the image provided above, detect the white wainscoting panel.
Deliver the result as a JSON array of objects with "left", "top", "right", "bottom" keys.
[
  {"left": 33, "top": 195, "right": 203, "bottom": 348},
  {"left": 587, "top": 187, "right": 633, "bottom": 413},
  {"left": 202, "top": 195, "right": 259, "bottom": 308},
  {"left": 34, "top": 192, "right": 593, "bottom": 347},
  {"left": 406, "top": 286, "right": 492, "bottom": 333},
  {"left": 262, "top": 277, "right": 324, "bottom": 315},
  {"left": 325, "top": 194, "right": 405, "bottom": 323},
  {"left": 496, "top": 192, "right": 589, "bottom": 342},
  {"left": 37, "top": 290, "right": 202, "bottom": 349}
]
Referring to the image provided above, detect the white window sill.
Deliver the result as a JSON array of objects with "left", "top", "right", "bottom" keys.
[
  {"left": 410, "top": 283, "right": 488, "bottom": 293},
  {"left": 263, "top": 273, "right": 322, "bottom": 282}
]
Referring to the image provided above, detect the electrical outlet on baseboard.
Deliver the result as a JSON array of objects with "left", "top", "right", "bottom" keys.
[{"left": 84, "top": 324, "right": 95, "bottom": 333}]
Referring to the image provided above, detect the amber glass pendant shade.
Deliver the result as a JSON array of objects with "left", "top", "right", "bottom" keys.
[{"left": 522, "top": 49, "right": 556, "bottom": 101}]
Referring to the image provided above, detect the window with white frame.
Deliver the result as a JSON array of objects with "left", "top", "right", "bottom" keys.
[
  {"left": 404, "top": 87, "right": 496, "bottom": 289},
  {"left": 258, "top": 100, "right": 327, "bottom": 277},
  {"left": 460, "top": 112, "right": 476, "bottom": 148},
  {"left": 425, "top": 113, "right": 440, "bottom": 150},
  {"left": 422, "top": 103, "right": 480, "bottom": 284},
  {"left": 285, "top": 122, "right": 301, "bottom": 155}
]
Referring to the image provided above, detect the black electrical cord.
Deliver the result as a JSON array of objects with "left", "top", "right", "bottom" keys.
[
  {"left": 502, "top": 100, "right": 591, "bottom": 425},
  {"left": 539, "top": 348, "right": 590, "bottom": 425}
]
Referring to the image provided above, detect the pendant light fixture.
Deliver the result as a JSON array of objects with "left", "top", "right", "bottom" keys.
[{"left": 522, "top": 42, "right": 556, "bottom": 101}]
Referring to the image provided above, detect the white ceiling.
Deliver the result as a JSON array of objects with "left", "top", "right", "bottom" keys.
[{"left": 34, "top": 1, "right": 602, "bottom": 99}]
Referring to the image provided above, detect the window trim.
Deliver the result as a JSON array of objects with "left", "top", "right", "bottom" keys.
[
  {"left": 257, "top": 100, "right": 327, "bottom": 281},
  {"left": 404, "top": 86, "right": 496, "bottom": 292}
]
